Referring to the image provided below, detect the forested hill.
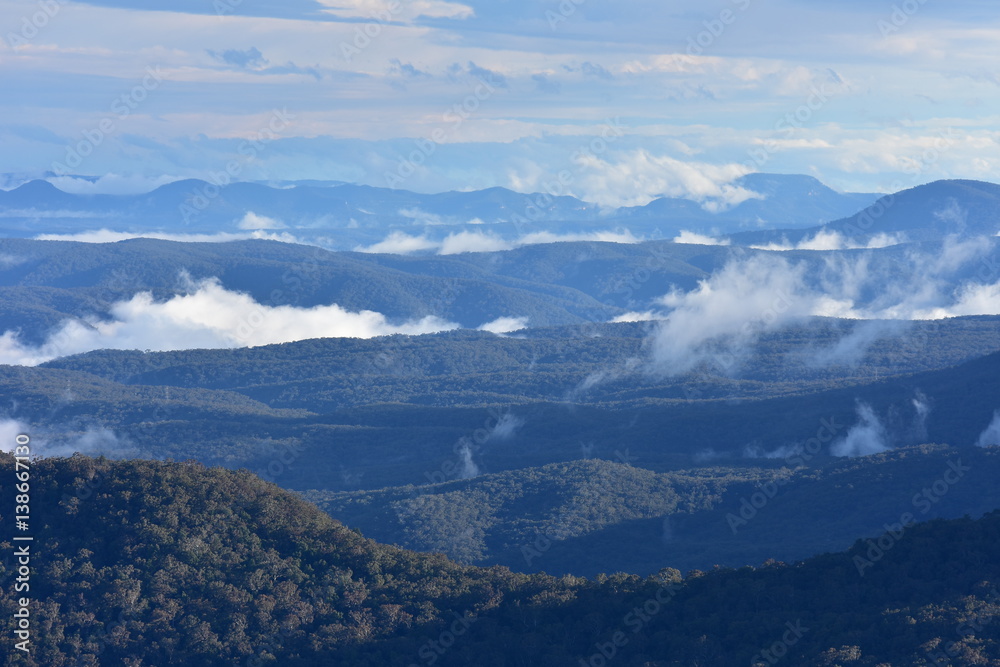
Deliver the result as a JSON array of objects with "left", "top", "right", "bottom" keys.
[{"left": 2, "top": 453, "right": 999, "bottom": 666}]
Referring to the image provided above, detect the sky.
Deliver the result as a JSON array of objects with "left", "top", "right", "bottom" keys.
[{"left": 2, "top": 0, "right": 1000, "bottom": 206}]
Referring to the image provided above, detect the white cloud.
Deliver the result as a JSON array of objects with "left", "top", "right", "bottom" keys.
[
  {"left": 354, "top": 231, "right": 438, "bottom": 254},
  {"left": 0, "top": 419, "right": 139, "bottom": 458},
  {"left": 651, "top": 254, "right": 811, "bottom": 375},
  {"left": 673, "top": 230, "right": 731, "bottom": 246},
  {"left": 238, "top": 211, "right": 286, "bottom": 230},
  {"left": 977, "top": 410, "right": 1000, "bottom": 448},
  {"left": 0, "top": 276, "right": 458, "bottom": 366},
  {"left": 0, "top": 254, "right": 26, "bottom": 268},
  {"left": 831, "top": 403, "right": 891, "bottom": 458},
  {"left": 438, "top": 231, "right": 513, "bottom": 255},
  {"left": 751, "top": 230, "right": 906, "bottom": 251},
  {"left": 354, "top": 228, "right": 642, "bottom": 256},
  {"left": 517, "top": 230, "right": 642, "bottom": 245},
  {"left": 572, "top": 150, "right": 762, "bottom": 209},
  {"left": 478, "top": 316, "right": 529, "bottom": 334},
  {"left": 610, "top": 311, "right": 664, "bottom": 323},
  {"left": 649, "top": 238, "right": 1000, "bottom": 375},
  {"left": 399, "top": 208, "right": 446, "bottom": 226},
  {"left": 0, "top": 419, "right": 29, "bottom": 454}
]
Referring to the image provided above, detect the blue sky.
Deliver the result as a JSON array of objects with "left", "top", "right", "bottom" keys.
[{"left": 2, "top": 0, "right": 1000, "bottom": 205}]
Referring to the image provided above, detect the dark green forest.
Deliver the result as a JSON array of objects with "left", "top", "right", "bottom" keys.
[{"left": 2, "top": 454, "right": 999, "bottom": 666}]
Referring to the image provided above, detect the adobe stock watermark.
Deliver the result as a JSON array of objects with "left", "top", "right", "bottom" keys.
[
  {"left": 750, "top": 620, "right": 809, "bottom": 666},
  {"left": 853, "top": 457, "right": 970, "bottom": 576},
  {"left": 505, "top": 117, "right": 626, "bottom": 238},
  {"left": 744, "top": 83, "right": 838, "bottom": 173},
  {"left": 521, "top": 449, "right": 638, "bottom": 567},
  {"left": 546, "top": 0, "right": 586, "bottom": 31},
  {"left": 179, "top": 108, "right": 295, "bottom": 224},
  {"left": 4, "top": 0, "right": 66, "bottom": 48},
  {"left": 408, "top": 611, "right": 478, "bottom": 667},
  {"left": 384, "top": 75, "right": 504, "bottom": 189},
  {"left": 51, "top": 66, "right": 165, "bottom": 176},
  {"left": 877, "top": 0, "right": 929, "bottom": 37},
  {"left": 339, "top": 1, "right": 404, "bottom": 61},
  {"left": 683, "top": 0, "right": 752, "bottom": 57},
  {"left": 725, "top": 416, "right": 844, "bottom": 535},
  {"left": 578, "top": 580, "right": 680, "bottom": 666},
  {"left": 841, "top": 127, "right": 958, "bottom": 242}
]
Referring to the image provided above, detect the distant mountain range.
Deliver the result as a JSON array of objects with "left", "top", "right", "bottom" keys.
[{"left": 0, "top": 173, "right": 880, "bottom": 245}]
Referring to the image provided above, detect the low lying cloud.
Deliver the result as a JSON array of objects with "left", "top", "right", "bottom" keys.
[
  {"left": 354, "top": 229, "right": 642, "bottom": 255},
  {"left": 0, "top": 276, "right": 458, "bottom": 366},
  {"left": 751, "top": 230, "right": 906, "bottom": 251},
  {"left": 354, "top": 231, "right": 438, "bottom": 254},
  {"left": 831, "top": 402, "right": 891, "bottom": 458},
  {"left": 673, "top": 230, "right": 731, "bottom": 246},
  {"left": 489, "top": 413, "right": 524, "bottom": 441},
  {"left": 610, "top": 311, "right": 664, "bottom": 323},
  {"left": 977, "top": 410, "right": 1000, "bottom": 448},
  {"left": 649, "top": 238, "right": 1000, "bottom": 375},
  {"left": 478, "top": 316, "right": 529, "bottom": 334},
  {"left": 439, "top": 231, "right": 513, "bottom": 255},
  {"left": 0, "top": 419, "right": 138, "bottom": 459},
  {"left": 651, "top": 253, "right": 810, "bottom": 375},
  {"left": 0, "top": 253, "right": 26, "bottom": 268},
  {"left": 238, "top": 211, "right": 286, "bottom": 230}
]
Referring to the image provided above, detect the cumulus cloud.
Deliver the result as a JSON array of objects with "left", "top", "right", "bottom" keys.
[
  {"left": 977, "top": 410, "right": 1000, "bottom": 448},
  {"left": 831, "top": 402, "right": 891, "bottom": 458},
  {"left": 478, "top": 316, "right": 529, "bottom": 334},
  {"left": 673, "top": 230, "right": 731, "bottom": 246},
  {"left": 34, "top": 229, "right": 300, "bottom": 244},
  {"left": 572, "top": 150, "right": 761, "bottom": 209},
  {"left": 237, "top": 211, "right": 286, "bottom": 230},
  {"left": 0, "top": 276, "right": 458, "bottom": 366}
]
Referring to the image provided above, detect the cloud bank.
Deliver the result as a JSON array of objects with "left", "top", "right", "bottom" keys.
[
  {"left": 0, "top": 277, "right": 458, "bottom": 366},
  {"left": 354, "top": 229, "right": 643, "bottom": 255}
]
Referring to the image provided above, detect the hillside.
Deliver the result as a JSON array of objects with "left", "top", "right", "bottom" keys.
[
  {"left": 306, "top": 446, "right": 1000, "bottom": 576},
  {"left": 2, "top": 453, "right": 1000, "bottom": 666}
]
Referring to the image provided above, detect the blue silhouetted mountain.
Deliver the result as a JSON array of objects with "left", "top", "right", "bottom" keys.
[{"left": 730, "top": 179, "right": 1000, "bottom": 246}]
